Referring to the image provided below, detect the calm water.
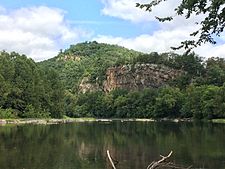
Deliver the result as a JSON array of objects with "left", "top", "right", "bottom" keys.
[{"left": 0, "top": 121, "right": 225, "bottom": 169}]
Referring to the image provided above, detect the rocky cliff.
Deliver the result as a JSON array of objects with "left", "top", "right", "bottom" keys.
[
  {"left": 79, "top": 63, "right": 183, "bottom": 93},
  {"left": 103, "top": 64, "right": 183, "bottom": 92},
  {"left": 79, "top": 77, "right": 101, "bottom": 94}
]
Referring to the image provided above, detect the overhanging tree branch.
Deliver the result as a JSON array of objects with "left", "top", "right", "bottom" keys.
[{"left": 136, "top": 0, "right": 225, "bottom": 51}]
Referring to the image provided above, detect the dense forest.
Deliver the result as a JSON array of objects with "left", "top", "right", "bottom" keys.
[{"left": 0, "top": 42, "right": 225, "bottom": 119}]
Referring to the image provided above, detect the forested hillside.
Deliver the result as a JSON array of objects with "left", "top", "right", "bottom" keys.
[
  {"left": 0, "top": 41, "right": 225, "bottom": 119},
  {"left": 40, "top": 41, "right": 141, "bottom": 91}
]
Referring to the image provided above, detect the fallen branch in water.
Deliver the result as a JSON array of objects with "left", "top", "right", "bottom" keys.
[
  {"left": 107, "top": 150, "right": 192, "bottom": 169},
  {"left": 147, "top": 151, "right": 173, "bottom": 169},
  {"left": 107, "top": 150, "right": 117, "bottom": 169},
  {"left": 147, "top": 151, "right": 192, "bottom": 169}
]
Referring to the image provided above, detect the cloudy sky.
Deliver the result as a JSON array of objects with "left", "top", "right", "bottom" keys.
[{"left": 0, "top": 0, "right": 225, "bottom": 61}]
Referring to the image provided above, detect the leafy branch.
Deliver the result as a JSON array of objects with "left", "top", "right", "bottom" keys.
[{"left": 136, "top": 0, "right": 225, "bottom": 51}]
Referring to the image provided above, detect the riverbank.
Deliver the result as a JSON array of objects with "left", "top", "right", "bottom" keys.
[
  {"left": 0, "top": 118, "right": 155, "bottom": 125},
  {"left": 0, "top": 118, "right": 97, "bottom": 125},
  {"left": 0, "top": 118, "right": 225, "bottom": 125},
  {"left": 212, "top": 119, "right": 225, "bottom": 124}
]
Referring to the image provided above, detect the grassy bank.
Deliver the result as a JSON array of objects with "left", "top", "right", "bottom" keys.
[{"left": 212, "top": 119, "right": 225, "bottom": 124}]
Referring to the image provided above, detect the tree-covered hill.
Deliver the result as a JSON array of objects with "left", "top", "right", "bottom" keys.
[
  {"left": 39, "top": 41, "right": 142, "bottom": 91},
  {"left": 38, "top": 41, "right": 225, "bottom": 119},
  {"left": 40, "top": 41, "right": 225, "bottom": 92},
  {"left": 0, "top": 42, "right": 225, "bottom": 119}
]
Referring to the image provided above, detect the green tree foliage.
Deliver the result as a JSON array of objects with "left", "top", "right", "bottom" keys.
[
  {"left": 1, "top": 42, "right": 224, "bottom": 120},
  {"left": 181, "top": 85, "right": 224, "bottom": 119},
  {"left": 165, "top": 53, "right": 204, "bottom": 76},
  {"left": 137, "top": 0, "right": 225, "bottom": 50},
  {"left": 45, "top": 69, "right": 64, "bottom": 118},
  {"left": 132, "top": 52, "right": 165, "bottom": 64},
  {"left": 204, "top": 57, "right": 225, "bottom": 86},
  {"left": 0, "top": 107, "right": 16, "bottom": 119},
  {"left": 0, "top": 51, "right": 64, "bottom": 118},
  {"left": 23, "top": 105, "right": 50, "bottom": 118},
  {"left": 152, "top": 87, "right": 183, "bottom": 118},
  {"left": 68, "top": 84, "right": 224, "bottom": 119}
]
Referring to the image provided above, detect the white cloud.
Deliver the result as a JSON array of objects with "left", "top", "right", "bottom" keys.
[
  {"left": 94, "top": 32, "right": 225, "bottom": 59},
  {"left": 0, "top": 6, "right": 90, "bottom": 61},
  {"left": 195, "top": 44, "right": 225, "bottom": 59},
  {"left": 101, "top": 0, "right": 180, "bottom": 23},
  {"left": 93, "top": 31, "right": 186, "bottom": 54},
  {"left": 98, "top": 0, "right": 225, "bottom": 59},
  {"left": 93, "top": 22, "right": 196, "bottom": 54}
]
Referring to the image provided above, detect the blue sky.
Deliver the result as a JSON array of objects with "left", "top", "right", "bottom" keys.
[
  {"left": 0, "top": 0, "right": 154, "bottom": 37},
  {"left": 0, "top": 0, "right": 224, "bottom": 61},
  {"left": 0, "top": 0, "right": 153, "bottom": 37}
]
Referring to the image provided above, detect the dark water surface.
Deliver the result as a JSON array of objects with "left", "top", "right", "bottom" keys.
[{"left": 0, "top": 121, "right": 225, "bottom": 169}]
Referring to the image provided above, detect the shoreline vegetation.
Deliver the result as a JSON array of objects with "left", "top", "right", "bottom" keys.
[{"left": 1, "top": 117, "right": 225, "bottom": 125}]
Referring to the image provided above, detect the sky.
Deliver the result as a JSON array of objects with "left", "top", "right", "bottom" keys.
[{"left": 0, "top": 0, "right": 225, "bottom": 61}]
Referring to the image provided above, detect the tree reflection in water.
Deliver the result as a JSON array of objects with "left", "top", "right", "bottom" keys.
[{"left": 0, "top": 121, "right": 225, "bottom": 169}]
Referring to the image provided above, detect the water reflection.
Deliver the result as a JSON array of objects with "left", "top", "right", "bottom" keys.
[{"left": 0, "top": 122, "right": 224, "bottom": 169}]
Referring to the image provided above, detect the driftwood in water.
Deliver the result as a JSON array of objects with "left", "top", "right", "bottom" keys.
[
  {"left": 106, "top": 150, "right": 192, "bottom": 169},
  {"left": 107, "top": 150, "right": 117, "bottom": 169}
]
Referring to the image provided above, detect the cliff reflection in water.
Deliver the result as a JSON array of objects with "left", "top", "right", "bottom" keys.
[{"left": 0, "top": 122, "right": 225, "bottom": 169}]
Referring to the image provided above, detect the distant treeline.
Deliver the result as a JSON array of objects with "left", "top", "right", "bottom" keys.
[
  {"left": 0, "top": 42, "right": 225, "bottom": 119},
  {"left": 68, "top": 85, "right": 225, "bottom": 119}
]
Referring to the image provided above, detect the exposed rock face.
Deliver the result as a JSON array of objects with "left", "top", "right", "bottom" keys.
[
  {"left": 103, "top": 64, "right": 183, "bottom": 92},
  {"left": 79, "top": 77, "right": 101, "bottom": 94}
]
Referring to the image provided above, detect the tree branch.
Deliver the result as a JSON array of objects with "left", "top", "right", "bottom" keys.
[
  {"left": 107, "top": 150, "right": 117, "bottom": 169},
  {"left": 106, "top": 150, "right": 192, "bottom": 169},
  {"left": 147, "top": 151, "right": 173, "bottom": 169}
]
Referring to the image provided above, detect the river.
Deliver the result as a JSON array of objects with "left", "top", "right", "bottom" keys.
[{"left": 0, "top": 121, "right": 224, "bottom": 169}]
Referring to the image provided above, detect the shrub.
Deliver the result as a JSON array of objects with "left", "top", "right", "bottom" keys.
[{"left": 0, "top": 107, "right": 17, "bottom": 119}]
